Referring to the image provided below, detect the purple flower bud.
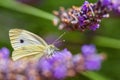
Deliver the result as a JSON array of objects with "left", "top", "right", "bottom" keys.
[
  {"left": 90, "top": 24, "right": 100, "bottom": 31},
  {"left": 100, "top": 0, "right": 111, "bottom": 6},
  {"left": 48, "top": 49, "right": 72, "bottom": 63},
  {"left": 85, "top": 55, "right": 102, "bottom": 70},
  {"left": 0, "top": 59, "right": 9, "bottom": 72},
  {"left": 60, "top": 49, "right": 72, "bottom": 60},
  {"left": 111, "top": 0, "right": 120, "bottom": 13},
  {"left": 82, "top": 1, "right": 90, "bottom": 12},
  {"left": 81, "top": 45, "right": 96, "bottom": 57},
  {"left": 100, "top": 0, "right": 120, "bottom": 13},
  {"left": 53, "top": 65, "right": 67, "bottom": 79},
  {"left": 72, "top": 54, "right": 83, "bottom": 64},
  {"left": 48, "top": 51, "right": 64, "bottom": 63},
  {"left": 78, "top": 16, "right": 85, "bottom": 27},
  {"left": 38, "top": 57, "right": 52, "bottom": 71},
  {"left": 0, "top": 47, "right": 10, "bottom": 59}
]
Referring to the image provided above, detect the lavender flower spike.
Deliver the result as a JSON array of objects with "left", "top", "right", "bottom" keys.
[
  {"left": 53, "top": 0, "right": 111, "bottom": 31},
  {"left": 0, "top": 45, "right": 105, "bottom": 80}
]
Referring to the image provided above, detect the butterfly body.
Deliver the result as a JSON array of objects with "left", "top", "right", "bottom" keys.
[{"left": 9, "top": 29, "right": 57, "bottom": 61}]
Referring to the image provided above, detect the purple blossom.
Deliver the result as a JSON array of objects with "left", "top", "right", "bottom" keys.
[
  {"left": 90, "top": 24, "right": 100, "bottom": 31},
  {"left": 0, "top": 47, "right": 10, "bottom": 59},
  {"left": 72, "top": 54, "right": 85, "bottom": 71},
  {"left": 81, "top": 44, "right": 103, "bottom": 70},
  {"left": 72, "top": 54, "right": 82, "bottom": 64},
  {"left": 78, "top": 16, "right": 85, "bottom": 27},
  {"left": 82, "top": 1, "right": 90, "bottom": 12},
  {"left": 100, "top": 0, "right": 120, "bottom": 13},
  {"left": 47, "top": 49, "right": 72, "bottom": 63},
  {"left": 38, "top": 49, "right": 73, "bottom": 79},
  {"left": 53, "top": 65, "right": 67, "bottom": 79},
  {"left": 38, "top": 57, "right": 52, "bottom": 72},
  {"left": 59, "top": 48, "right": 72, "bottom": 60},
  {"left": 81, "top": 44, "right": 96, "bottom": 57},
  {"left": 85, "top": 55, "right": 102, "bottom": 70},
  {"left": 111, "top": 0, "right": 120, "bottom": 13},
  {"left": 100, "top": 0, "right": 111, "bottom": 6}
]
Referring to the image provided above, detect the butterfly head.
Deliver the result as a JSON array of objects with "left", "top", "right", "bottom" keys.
[{"left": 45, "top": 45, "right": 58, "bottom": 56}]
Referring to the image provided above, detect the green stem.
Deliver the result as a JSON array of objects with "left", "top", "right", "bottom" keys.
[
  {"left": 0, "top": 0, "right": 55, "bottom": 21},
  {"left": 82, "top": 71, "right": 109, "bottom": 80},
  {"left": 93, "top": 36, "right": 120, "bottom": 49}
]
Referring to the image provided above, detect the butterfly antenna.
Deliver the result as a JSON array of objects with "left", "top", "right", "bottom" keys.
[
  {"left": 52, "top": 32, "right": 66, "bottom": 45},
  {"left": 53, "top": 40, "right": 65, "bottom": 45}
]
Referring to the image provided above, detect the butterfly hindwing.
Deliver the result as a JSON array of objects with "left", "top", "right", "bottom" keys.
[{"left": 12, "top": 45, "right": 46, "bottom": 61}]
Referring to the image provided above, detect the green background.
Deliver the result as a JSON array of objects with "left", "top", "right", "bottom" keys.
[{"left": 0, "top": 0, "right": 120, "bottom": 80}]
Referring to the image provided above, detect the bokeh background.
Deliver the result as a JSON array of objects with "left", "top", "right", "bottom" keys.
[{"left": 0, "top": 0, "right": 120, "bottom": 80}]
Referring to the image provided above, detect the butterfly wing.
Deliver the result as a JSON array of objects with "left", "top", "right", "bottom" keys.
[
  {"left": 12, "top": 45, "right": 46, "bottom": 61},
  {"left": 9, "top": 29, "right": 48, "bottom": 50},
  {"left": 9, "top": 29, "right": 48, "bottom": 61}
]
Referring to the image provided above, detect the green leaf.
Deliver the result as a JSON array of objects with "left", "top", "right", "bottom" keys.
[
  {"left": 0, "top": 0, "right": 55, "bottom": 21},
  {"left": 82, "top": 71, "right": 109, "bottom": 80},
  {"left": 93, "top": 36, "right": 120, "bottom": 49}
]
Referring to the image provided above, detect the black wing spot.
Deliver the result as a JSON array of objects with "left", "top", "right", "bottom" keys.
[{"left": 20, "top": 39, "right": 24, "bottom": 43}]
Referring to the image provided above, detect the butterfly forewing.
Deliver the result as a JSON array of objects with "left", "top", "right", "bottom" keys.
[{"left": 9, "top": 29, "right": 48, "bottom": 50}]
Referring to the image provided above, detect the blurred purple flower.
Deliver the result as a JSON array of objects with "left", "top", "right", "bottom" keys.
[
  {"left": 53, "top": 65, "right": 67, "bottom": 79},
  {"left": 111, "top": 0, "right": 120, "bottom": 13},
  {"left": 0, "top": 47, "right": 10, "bottom": 59},
  {"left": 46, "top": 49, "right": 72, "bottom": 63},
  {"left": 0, "top": 45, "right": 105, "bottom": 79},
  {"left": 100, "top": 0, "right": 111, "bottom": 6},
  {"left": 89, "top": 24, "right": 100, "bottom": 31},
  {"left": 81, "top": 44, "right": 96, "bottom": 57},
  {"left": 85, "top": 55, "right": 102, "bottom": 70},
  {"left": 100, "top": 0, "right": 120, "bottom": 13},
  {"left": 81, "top": 44, "right": 103, "bottom": 70},
  {"left": 73, "top": 54, "right": 82, "bottom": 64},
  {"left": 38, "top": 49, "right": 72, "bottom": 79},
  {"left": 72, "top": 54, "right": 85, "bottom": 71},
  {"left": 38, "top": 57, "right": 52, "bottom": 72},
  {"left": 59, "top": 48, "right": 72, "bottom": 61}
]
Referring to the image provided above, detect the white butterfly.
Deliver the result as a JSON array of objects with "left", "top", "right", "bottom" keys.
[{"left": 9, "top": 29, "right": 57, "bottom": 61}]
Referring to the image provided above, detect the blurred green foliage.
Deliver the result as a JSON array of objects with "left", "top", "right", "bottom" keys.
[{"left": 0, "top": 0, "right": 120, "bottom": 80}]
